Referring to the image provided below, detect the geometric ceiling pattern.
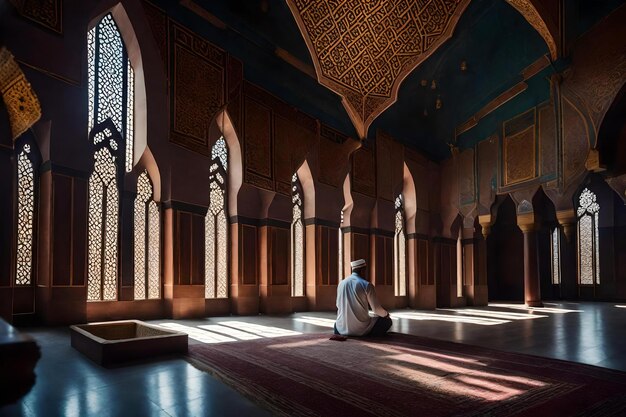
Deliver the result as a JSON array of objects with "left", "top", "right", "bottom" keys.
[{"left": 285, "top": 0, "right": 471, "bottom": 138}]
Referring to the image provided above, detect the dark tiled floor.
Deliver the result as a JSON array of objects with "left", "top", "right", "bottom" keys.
[{"left": 2, "top": 301, "right": 626, "bottom": 416}]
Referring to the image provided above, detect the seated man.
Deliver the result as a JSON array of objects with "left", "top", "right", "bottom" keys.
[{"left": 334, "top": 259, "right": 392, "bottom": 337}]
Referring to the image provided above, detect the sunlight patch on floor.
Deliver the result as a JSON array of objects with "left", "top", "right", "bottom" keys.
[
  {"left": 489, "top": 303, "right": 583, "bottom": 314},
  {"left": 293, "top": 316, "right": 336, "bottom": 328},
  {"left": 438, "top": 308, "right": 548, "bottom": 320},
  {"left": 391, "top": 312, "right": 510, "bottom": 326}
]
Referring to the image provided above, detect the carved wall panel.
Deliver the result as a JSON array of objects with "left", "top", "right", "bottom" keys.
[
  {"left": 375, "top": 235, "right": 394, "bottom": 286},
  {"left": 274, "top": 114, "right": 317, "bottom": 196},
  {"left": 12, "top": 0, "right": 62, "bottom": 33},
  {"left": 285, "top": 0, "right": 470, "bottom": 138},
  {"left": 376, "top": 131, "right": 394, "bottom": 201},
  {"left": 562, "top": 98, "right": 589, "bottom": 187},
  {"left": 538, "top": 103, "right": 557, "bottom": 179},
  {"left": 477, "top": 136, "right": 497, "bottom": 211},
  {"left": 352, "top": 143, "right": 376, "bottom": 197},
  {"left": 317, "top": 226, "right": 339, "bottom": 285},
  {"left": 458, "top": 148, "right": 475, "bottom": 207},
  {"left": 243, "top": 97, "right": 273, "bottom": 190},
  {"left": 503, "top": 110, "right": 536, "bottom": 186},
  {"left": 51, "top": 173, "right": 86, "bottom": 287},
  {"left": 319, "top": 125, "right": 351, "bottom": 187},
  {"left": 417, "top": 239, "right": 430, "bottom": 285},
  {"left": 352, "top": 232, "right": 370, "bottom": 264},
  {"left": 270, "top": 227, "right": 289, "bottom": 285},
  {"left": 170, "top": 23, "right": 225, "bottom": 155},
  {"left": 174, "top": 210, "right": 205, "bottom": 285}
]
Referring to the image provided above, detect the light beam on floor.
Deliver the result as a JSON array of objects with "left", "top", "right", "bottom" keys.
[
  {"left": 391, "top": 312, "right": 510, "bottom": 325},
  {"left": 438, "top": 308, "right": 548, "bottom": 320},
  {"left": 489, "top": 303, "right": 583, "bottom": 314}
]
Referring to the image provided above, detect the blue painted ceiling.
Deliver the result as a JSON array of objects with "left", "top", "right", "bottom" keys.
[{"left": 152, "top": 0, "right": 624, "bottom": 161}]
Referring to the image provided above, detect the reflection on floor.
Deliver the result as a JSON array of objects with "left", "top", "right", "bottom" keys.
[{"left": 2, "top": 302, "right": 626, "bottom": 416}]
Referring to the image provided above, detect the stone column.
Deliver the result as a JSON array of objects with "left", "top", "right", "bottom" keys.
[
  {"left": 556, "top": 209, "right": 577, "bottom": 299},
  {"left": 517, "top": 213, "right": 543, "bottom": 307}
]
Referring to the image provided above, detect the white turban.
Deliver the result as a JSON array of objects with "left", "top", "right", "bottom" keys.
[{"left": 350, "top": 259, "right": 366, "bottom": 269}]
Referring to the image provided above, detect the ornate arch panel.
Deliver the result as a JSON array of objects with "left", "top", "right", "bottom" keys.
[{"left": 285, "top": 0, "right": 471, "bottom": 138}]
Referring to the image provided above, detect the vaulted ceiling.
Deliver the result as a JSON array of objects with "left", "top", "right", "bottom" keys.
[{"left": 158, "top": 0, "right": 625, "bottom": 160}]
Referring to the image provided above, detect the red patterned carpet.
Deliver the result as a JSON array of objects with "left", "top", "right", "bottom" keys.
[{"left": 187, "top": 333, "right": 626, "bottom": 417}]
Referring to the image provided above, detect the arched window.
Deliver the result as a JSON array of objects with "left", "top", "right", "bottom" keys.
[
  {"left": 577, "top": 188, "right": 600, "bottom": 285},
  {"left": 291, "top": 173, "right": 304, "bottom": 297},
  {"left": 551, "top": 227, "right": 561, "bottom": 285},
  {"left": 205, "top": 137, "right": 229, "bottom": 299},
  {"left": 394, "top": 195, "right": 406, "bottom": 296},
  {"left": 15, "top": 143, "right": 35, "bottom": 286},
  {"left": 87, "top": 13, "right": 134, "bottom": 301},
  {"left": 134, "top": 171, "right": 160, "bottom": 299}
]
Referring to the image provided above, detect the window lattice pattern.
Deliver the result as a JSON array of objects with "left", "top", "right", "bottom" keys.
[
  {"left": 88, "top": 13, "right": 134, "bottom": 170},
  {"left": 551, "top": 227, "right": 560, "bottom": 285},
  {"left": 16, "top": 144, "right": 34, "bottom": 286},
  {"left": 394, "top": 195, "right": 406, "bottom": 296},
  {"left": 126, "top": 60, "right": 134, "bottom": 172},
  {"left": 134, "top": 171, "right": 160, "bottom": 300},
  {"left": 87, "top": 147, "right": 119, "bottom": 301},
  {"left": 577, "top": 188, "right": 600, "bottom": 285},
  {"left": 291, "top": 173, "right": 304, "bottom": 297},
  {"left": 205, "top": 137, "right": 229, "bottom": 299}
]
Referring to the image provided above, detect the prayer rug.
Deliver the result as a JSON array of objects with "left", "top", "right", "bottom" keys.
[{"left": 187, "top": 333, "right": 626, "bottom": 416}]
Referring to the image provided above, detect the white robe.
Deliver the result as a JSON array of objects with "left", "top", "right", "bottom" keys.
[{"left": 335, "top": 272, "right": 388, "bottom": 336}]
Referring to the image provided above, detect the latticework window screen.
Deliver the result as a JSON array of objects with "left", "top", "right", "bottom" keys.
[
  {"left": 134, "top": 171, "right": 160, "bottom": 300},
  {"left": 551, "top": 227, "right": 561, "bottom": 285},
  {"left": 86, "top": 14, "right": 134, "bottom": 301},
  {"left": 291, "top": 173, "right": 305, "bottom": 297},
  {"left": 394, "top": 195, "right": 407, "bottom": 296},
  {"left": 205, "top": 137, "right": 229, "bottom": 299},
  {"left": 577, "top": 188, "right": 600, "bottom": 286},
  {"left": 16, "top": 144, "right": 35, "bottom": 286}
]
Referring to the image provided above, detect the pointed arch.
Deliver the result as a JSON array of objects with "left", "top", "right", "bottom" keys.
[
  {"left": 291, "top": 170, "right": 305, "bottom": 297},
  {"left": 215, "top": 110, "right": 242, "bottom": 217},
  {"left": 394, "top": 194, "right": 407, "bottom": 297},
  {"left": 339, "top": 174, "right": 354, "bottom": 279},
  {"left": 88, "top": 3, "right": 148, "bottom": 170}
]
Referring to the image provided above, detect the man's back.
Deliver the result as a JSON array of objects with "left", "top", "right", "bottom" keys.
[{"left": 335, "top": 273, "right": 387, "bottom": 336}]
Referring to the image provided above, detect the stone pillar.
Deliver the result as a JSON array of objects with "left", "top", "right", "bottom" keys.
[
  {"left": 162, "top": 207, "right": 174, "bottom": 317},
  {"left": 556, "top": 209, "right": 578, "bottom": 299},
  {"left": 517, "top": 214, "right": 543, "bottom": 307},
  {"left": 462, "top": 227, "right": 488, "bottom": 306}
]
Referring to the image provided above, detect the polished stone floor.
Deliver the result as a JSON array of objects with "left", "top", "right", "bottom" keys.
[{"left": 2, "top": 301, "right": 626, "bottom": 417}]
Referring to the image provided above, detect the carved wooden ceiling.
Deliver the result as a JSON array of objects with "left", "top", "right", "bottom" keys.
[{"left": 285, "top": 0, "right": 471, "bottom": 138}]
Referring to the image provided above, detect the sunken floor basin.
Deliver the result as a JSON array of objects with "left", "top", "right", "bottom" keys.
[{"left": 70, "top": 320, "right": 188, "bottom": 367}]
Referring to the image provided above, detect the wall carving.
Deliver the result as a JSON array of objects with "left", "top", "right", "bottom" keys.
[
  {"left": 505, "top": 0, "right": 558, "bottom": 60},
  {"left": 170, "top": 22, "right": 225, "bottom": 155},
  {"left": 352, "top": 143, "right": 376, "bottom": 197},
  {"left": 477, "top": 136, "right": 497, "bottom": 212},
  {"left": 11, "top": 0, "right": 62, "bottom": 33},
  {"left": 319, "top": 125, "right": 353, "bottom": 187},
  {"left": 285, "top": 0, "right": 470, "bottom": 138},
  {"left": 244, "top": 97, "right": 273, "bottom": 190},
  {"left": 538, "top": 103, "right": 557, "bottom": 179},
  {"left": 0, "top": 48, "right": 41, "bottom": 140},
  {"left": 562, "top": 97, "right": 589, "bottom": 187},
  {"left": 503, "top": 110, "right": 536, "bottom": 186},
  {"left": 458, "top": 149, "right": 475, "bottom": 206}
]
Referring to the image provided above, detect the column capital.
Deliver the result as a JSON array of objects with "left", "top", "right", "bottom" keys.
[
  {"left": 556, "top": 209, "right": 576, "bottom": 243},
  {"left": 517, "top": 213, "right": 537, "bottom": 233},
  {"left": 478, "top": 214, "right": 494, "bottom": 239}
]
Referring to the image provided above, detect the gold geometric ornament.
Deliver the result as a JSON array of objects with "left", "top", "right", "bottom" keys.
[
  {"left": 285, "top": 0, "right": 470, "bottom": 138},
  {"left": 0, "top": 47, "right": 42, "bottom": 140}
]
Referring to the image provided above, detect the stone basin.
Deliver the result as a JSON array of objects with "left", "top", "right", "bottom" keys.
[{"left": 70, "top": 320, "right": 188, "bottom": 367}]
